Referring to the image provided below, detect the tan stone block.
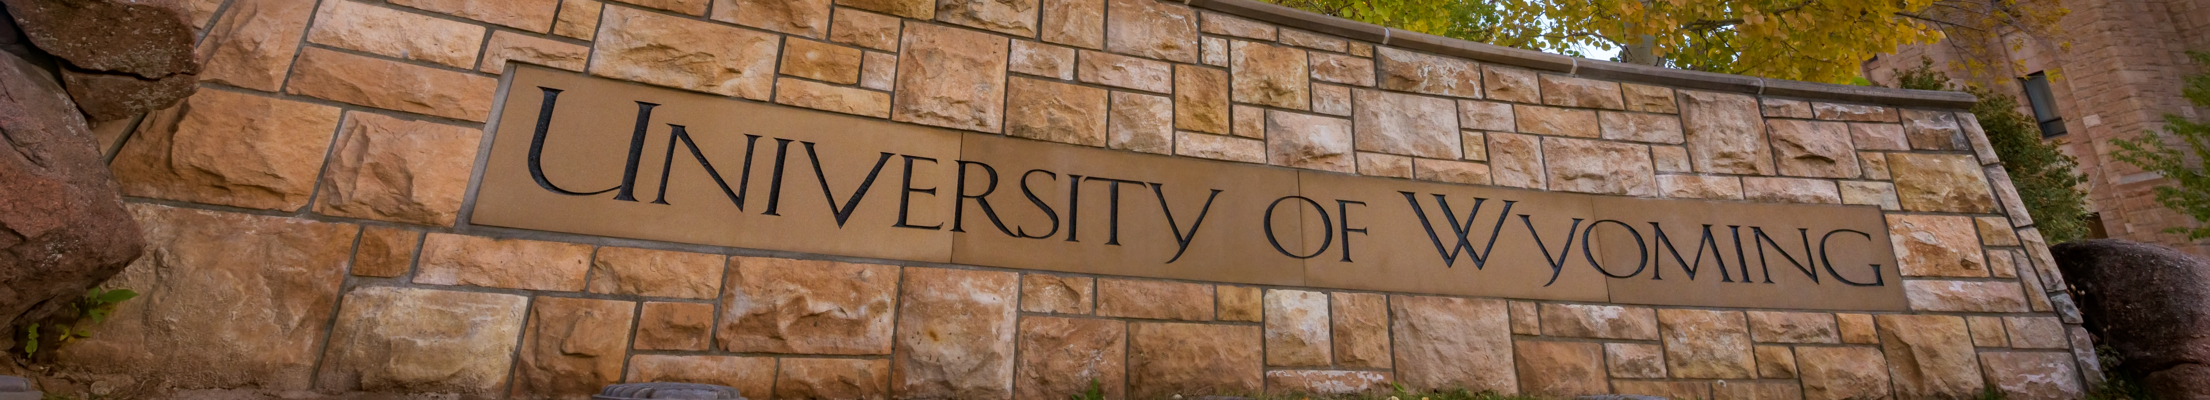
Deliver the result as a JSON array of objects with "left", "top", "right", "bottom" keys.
[
  {"left": 2070, "top": 325, "right": 2105, "bottom": 386},
  {"left": 634, "top": 302, "right": 713, "bottom": 351},
  {"left": 1376, "top": 47, "right": 1480, "bottom": 98},
  {"left": 1612, "top": 380, "right": 1711, "bottom": 399},
  {"left": 113, "top": 90, "right": 340, "bottom": 211},
  {"left": 1349, "top": 42, "right": 1373, "bottom": 57},
  {"left": 1768, "top": 119, "right": 1859, "bottom": 178},
  {"left": 1977, "top": 216, "right": 2020, "bottom": 246},
  {"left": 1959, "top": 112, "right": 1999, "bottom": 164},
  {"left": 511, "top": 297, "right": 634, "bottom": 398},
  {"left": 1967, "top": 315, "right": 2009, "bottom": 348},
  {"left": 1606, "top": 343, "right": 1666, "bottom": 379},
  {"left": 1508, "top": 301, "right": 1539, "bottom": 335},
  {"left": 1979, "top": 352, "right": 2083, "bottom": 399},
  {"left": 586, "top": 247, "right": 723, "bottom": 299},
  {"left": 1753, "top": 345, "right": 1798, "bottom": 379},
  {"left": 309, "top": 0, "right": 485, "bottom": 69},
  {"left": 1515, "top": 104, "right": 1599, "bottom": 138},
  {"left": 1539, "top": 303, "right": 1658, "bottom": 340},
  {"left": 553, "top": 0, "right": 603, "bottom": 39},
  {"left": 1355, "top": 88, "right": 1459, "bottom": 158},
  {"left": 1174, "top": 131, "right": 1265, "bottom": 163},
  {"left": 781, "top": 38, "right": 864, "bottom": 84},
  {"left": 719, "top": 257, "right": 897, "bottom": 354},
  {"left": 1540, "top": 74, "right": 1624, "bottom": 110},
  {"left": 1309, "top": 52, "right": 1374, "bottom": 86},
  {"left": 1746, "top": 311, "right": 1839, "bottom": 344},
  {"left": 1680, "top": 90, "right": 1774, "bottom": 175},
  {"left": 1513, "top": 340, "right": 1606, "bottom": 397},
  {"left": 937, "top": 0, "right": 1039, "bottom": 36},
  {"left": 1887, "top": 214, "right": 1989, "bottom": 277},
  {"left": 1487, "top": 132, "right": 1543, "bottom": 189},
  {"left": 1484, "top": 65, "right": 1538, "bottom": 103},
  {"left": 1840, "top": 181, "right": 1900, "bottom": 210},
  {"left": 317, "top": 287, "right": 529, "bottom": 394},
  {"left": 1545, "top": 137, "right": 1656, "bottom": 196},
  {"left": 1988, "top": 249, "right": 2022, "bottom": 279},
  {"left": 1715, "top": 381, "right": 1803, "bottom": 400},
  {"left": 480, "top": 30, "right": 588, "bottom": 73},
  {"left": 1279, "top": 28, "right": 1347, "bottom": 52},
  {"left": 195, "top": 0, "right": 314, "bottom": 92},
  {"left": 1006, "top": 77, "right": 1110, "bottom": 147},
  {"left": 1653, "top": 146, "right": 1690, "bottom": 172},
  {"left": 1020, "top": 274, "right": 1094, "bottom": 314},
  {"left": 1076, "top": 49, "right": 1171, "bottom": 93},
  {"left": 1813, "top": 102, "right": 1898, "bottom": 122},
  {"left": 1600, "top": 111, "right": 1684, "bottom": 144},
  {"left": 1011, "top": 40, "right": 1076, "bottom": 79},
  {"left": 1331, "top": 292, "right": 1390, "bottom": 369},
  {"left": 391, "top": 0, "right": 559, "bottom": 32},
  {"left": 1391, "top": 295, "right": 1514, "bottom": 392},
  {"left": 1658, "top": 174, "right": 1743, "bottom": 200},
  {"left": 1742, "top": 177, "right": 1840, "bottom": 204},
  {"left": 1659, "top": 308, "right": 1754, "bottom": 379},
  {"left": 1413, "top": 158, "right": 1491, "bottom": 185},
  {"left": 1217, "top": 285, "right": 1261, "bottom": 322},
  {"left": 591, "top": 6, "right": 779, "bottom": 100},
  {"left": 1040, "top": 0, "right": 1103, "bottom": 49},
  {"left": 775, "top": 77, "right": 893, "bottom": 118},
  {"left": 1312, "top": 83, "right": 1352, "bottom": 116},
  {"left": 893, "top": 268, "right": 1018, "bottom": 399},
  {"left": 1796, "top": 346, "right": 1891, "bottom": 400},
  {"left": 1128, "top": 322, "right": 1262, "bottom": 398},
  {"left": 1016, "top": 317, "right": 1126, "bottom": 400},
  {"left": 1836, "top": 313, "right": 1876, "bottom": 344},
  {"left": 1232, "top": 104, "right": 1265, "bottom": 138},
  {"left": 1622, "top": 83, "right": 1677, "bottom": 113},
  {"left": 2005, "top": 316, "right": 2066, "bottom": 349},
  {"left": 838, "top": 0, "right": 931, "bottom": 19},
  {"left": 625, "top": 355, "right": 775, "bottom": 395},
  {"left": 312, "top": 112, "right": 481, "bottom": 226},
  {"left": 1902, "top": 109, "right": 1965, "bottom": 150},
  {"left": 1761, "top": 98, "right": 1812, "bottom": 118},
  {"left": 1174, "top": 64, "right": 1231, "bottom": 134},
  {"left": 1104, "top": 0, "right": 1198, "bottom": 62},
  {"left": 861, "top": 51, "right": 897, "bottom": 90},
  {"left": 1877, "top": 314, "right": 1985, "bottom": 398},
  {"left": 1462, "top": 131, "right": 1491, "bottom": 161},
  {"left": 777, "top": 358, "right": 891, "bottom": 400},
  {"left": 1097, "top": 278, "right": 1214, "bottom": 320},
  {"left": 1266, "top": 110, "right": 1353, "bottom": 173},
  {"left": 1264, "top": 290, "right": 1331, "bottom": 367},
  {"left": 1459, "top": 99, "right": 1515, "bottom": 131},
  {"left": 1849, "top": 122, "right": 1908, "bottom": 151},
  {"left": 1109, "top": 91, "right": 1174, "bottom": 154},
  {"left": 1199, "top": 11, "right": 1274, "bottom": 40},
  {"left": 352, "top": 227, "right": 418, "bottom": 278},
  {"left": 1202, "top": 36, "right": 1228, "bottom": 66},
  {"left": 1859, "top": 151, "right": 1892, "bottom": 179},
  {"left": 831, "top": 8, "right": 902, "bottom": 51},
  {"left": 893, "top": 23, "right": 1009, "bottom": 132},
  {"left": 1356, "top": 152, "right": 1413, "bottom": 178},
  {"left": 1231, "top": 40, "right": 1310, "bottom": 109},
  {"left": 415, "top": 234, "right": 591, "bottom": 291},
  {"left": 1264, "top": 371, "right": 1391, "bottom": 395}
]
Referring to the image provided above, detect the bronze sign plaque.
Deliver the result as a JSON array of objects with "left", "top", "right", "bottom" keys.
[{"left": 471, "top": 65, "right": 1908, "bottom": 311}]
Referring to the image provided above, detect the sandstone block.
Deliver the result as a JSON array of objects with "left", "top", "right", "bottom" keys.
[
  {"left": 591, "top": 6, "right": 778, "bottom": 100},
  {"left": 112, "top": 89, "right": 340, "bottom": 211},
  {"left": 1968, "top": 316, "right": 2010, "bottom": 347},
  {"left": 778, "top": 358, "right": 891, "bottom": 400},
  {"left": 1231, "top": 40, "right": 1310, "bottom": 109},
  {"left": 1742, "top": 177, "right": 1840, "bottom": 204},
  {"left": 1902, "top": 108, "right": 1965, "bottom": 150},
  {"left": 1011, "top": 40, "right": 1077, "bottom": 79},
  {"left": 1860, "top": 151, "right": 1892, "bottom": 179},
  {"left": 1813, "top": 102, "right": 1898, "bottom": 122},
  {"left": 1098, "top": 278, "right": 1214, "bottom": 320},
  {"left": 1040, "top": 0, "right": 1103, "bottom": 49},
  {"left": 1540, "top": 303, "right": 1658, "bottom": 340},
  {"left": 1077, "top": 49, "right": 1172, "bottom": 91},
  {"left": 838, "top": 0, "right": 932, "bottom": 19},
  {"left": 1313, "top": 83, "right": 1352, "bottom": 116},
  {"left": 1659, "top": 309, "right": 1754, "bottom": 379},
  {"left": 1391, "top": 295, "right": 1514, "bottom": 392},
  {"left": 1613, "top": 381, "right": 1712, "bottom": 399},
  {"left": 479, "top": 30, "right": 589, "bottom": 73},
  {"left": 1279, "top": 28, "right": 1347, "bottom": 52},
  {"left": 1202, "top": 36, "right": 1228, "bottom": 66},
  {"left": 1006, "top": 77, "right": 1110, "bottom": 147},
  {"left": 1544, "top": 137, "right": 1656, "bottom": 196},
  {"left": 1652, "top": 145, "right": 1690, "bottom": 172},
  {"left": 308, "top": 0, "right": 485, "bottom": 69},
  {"left": 1768, "top": 119, "right": 1859, "bottom": 178},
  {"left": 1509, "top": 301, "right": 1539, "bottom": 334},
  {"left": 775, "top": 77, "right": 893, "bottom": 118},
  {"left": 415, "top": 234, "right": 592, "bottom": 291},
  {"left": 554, "top": 0, "right": 604, "bottom": 39},
  {"left": 893, "top": 24, "right": 1009, "bottom": 132},
  {"left": 625, "top": 355, "right": 775, "bottom": 396},
  {"left": 1128, "top": 322, "right": 1262, "bottom": 398},
  {"left": 1837, "top": 313, "right": 1877, "bottom": 344},
  {"left": 312, "top": 112, "right": 482, "bottom": 226},
  {"left": 352, "top": 226, "right": 418, "bottom": 277},
  {"left": 1599, "top": 111, "right": 1684, "bottom": 144},
  {"left": 1459, "top": 100, "right": 1515, "bottom": 131},
  {"left": 1016, "top": 316, "right": 1125, "bottom": 400},
  {"left": 1540, "top": 74, "right": 1624, "bottom": 109},
  {"left": 1217, "top": 285, "right": 1261, "bottom": 322},
  {"left": 1515, "top": 104, "right": 1599, "bottom": 138},
  {"left": 1354, "top": 89, "right": 1459, "bottom": 158},
  {"left": 390, "top": 0, "right": 559, "bottom": 32},
  {"left": 1332, "top": 292, "right": 1391, "bottom": 369},
  {"left": 1979, "top": 352, "right": 2083, "bottom": 400},
  {"left": 1622, "top": 83, "right": 1677, "bottom": 113},
  {"left": 1658, "top": 174, "right": 1743, "bottom": 200},
  {"left": 511, "top": 297, "right": 634, "bottom": 399},
  {"left": 287, "top": 48, "right": 497, "bottom": 120},
  {"left": 1266, "top": 110, "right": 1354, "bottom": 172},
  {"left": 1349, "top": 42, "right": 1373, "bottom": 57},
  {"left": 1887, "top": 214, "right": 1989, "bottom": 277},
  {"left": 1173, "top": 65, "right": 1231, "bottom": 134},
  {"left": 317, "top": 287, "right": 528, "bottom": 394},
  {"left": 2006, "top": 316, "right": 2066, "bottom": 349},
  {"left": 1840, "top": 181, "right": 1900, "bottom": 210},
  {"left": 1232, "top": 104, "right": 1266, "bottom": 138},
  {"left": 1488, "top": 132, "right": 1543, "bottom": 189},
  {"left": 830, "top": 8, "right": 901, "bottom": 51},
  {"left": 1888, "top": 153, "right": 1997, "bottom": 213},
  {"left": 1849, "top": 123, "right": 1908, "bottom": 150},
  {"left": 1109, "top": 91, "right": 1174, "bottom": 154},
  {"left": 1907, "top": 280, "right": 2028, "bottom": 312},
  {"left": 1754, "top": 345, "right": 1798, "bottom": 378},
  {"left": 937, "top": 0, "right": 1039, "bottom": 36},
  {"left": 1265, "top": 371, "right": 1391, "bottom": 395},
  {"left": 1199, "top": 11, "right": 1275, "bottom": 40},
  {"left": 1310, "top": 52, "right": 1374, "bottom": 86},
  {"left": 1378, "top": 47, "right": 1480, "bottom": 98},
  {"left": 1717, "top": 380, "right": 1804, "bottom": 400},
  {"left": 719, "top": 257, "right": 897, "bottom": 354},
  {"left": 1357, "top": 152, "right": 1413, "bottom": 178},
  {"left": 1175, "top": 132, "right": 1265, "bottom": 163},
  {"left": 781, "top": 38, "right": 864, "bottom": 84},
  {"left": 1746, "top": 311, "right": 1839, "bottom": 344},
  {"left": 1877, "top": 314, "right": 1985, "bottom": 398},
  {"left": 1104, "top": 0, "right": 1197, "bottom": 62},
  {"left": 1976, "top": 216, "right": 2020, "bottom": 246},
  {"left": 1461, "top": 131, "right": 1490, "bottom": 161},
  {"left": 1020, "top": 274, "right": 1094, "bottom": 314},
  {"left": 1483, "top": 65, "right": 1537, "bottom": 103},
  {"left": 1796, "top": 346, "right": 1892, "bottom": 400},
  {"left": 1761, "top": 98, "right": 1812, "bottom": 118},
  {"left": 862, "top": 51, "right": 897, "bottom": 90},
  {"left": 1413, "top": 158, "right": 1491, "bottom": 185},
  {"left": 894, "top": 268, "right": 1019, "bottom": 399},
  {"left": 587, "top": 246, "right": 724, "bottom": 299},
  {"left": 624, "top": 0, "right": 709, "bottom": 17},
  {"left": 1514, "top": 340, "right": 1607, "bottom": 397},
  {"left": 634, "top": 301, "right": 714, "bottom": 351},
  {"left": 1988, "top": 249, "right": 2022, "bottom": 279},
  {"left": 1606, "top": 343, "right": 1666, "bottom": 379},
  {"left": 1265, "top": 289, "right": 1332, "bottom": 367},
  {"left": 1680, "top": 90, "right": 1774, "bottom": 175},
  {"left": 194, "top": 0, "right": 314, "bottom": 92}
]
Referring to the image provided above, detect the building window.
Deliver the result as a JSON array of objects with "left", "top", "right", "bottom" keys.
[{"left": 2021, "top": 72, "right": 2067, "bottom": 137}]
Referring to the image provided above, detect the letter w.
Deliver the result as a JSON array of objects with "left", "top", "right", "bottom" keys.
[{"left": 1399, "top": 192, "right": 1515, "bottom": 269}]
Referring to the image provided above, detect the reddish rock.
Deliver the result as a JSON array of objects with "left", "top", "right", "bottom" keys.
[
  {"left": 777, "top": 358, "right": 891, "bottom": 400},
  {"left": 59, "top": 65, "right": 195, "bottom": 121},
  {"left": 1, "top": 0, "right": 199, "bottom": 78},
  {"left": 511, "top": 297, "right": 635, "bottom": 399},
  {"left": 893, "top": 267, "right": 1019, "bottom": 399},
  {"left": 1391, "top": 295, "right": 1514, "bottom": 392},
  {"left": 0, "top": 50, "right": 144, "bottom": 334},
  {"left": 1015, "top": 316, "right": 1126, "bottom": 400},
  {"left": 1217, "top": 285, "right": 1261, "bottom": 322},
  {"left": 1128, "top": 322, "right": 1262, "bottom": 398},
  {"left": 719, "top": 257, "right": 898, "bottom": 354},
  {"left": 2054, "top": 239, "right": 2210, "bottom": 397}
]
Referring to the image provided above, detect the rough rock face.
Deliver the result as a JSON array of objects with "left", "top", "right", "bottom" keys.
[
  {"left": 1127, "top": 322, "right": 1262, "bottom": 398},
  {"left": 1876, "top": 314, "right": 1984, "bottom": 398},
  {"left": 719, "top": 257, "right": 898, "bottom": 354},
  {"left": 0, "top": 50, "right": 144, "bottom": 334},
  {"left": 1016, "top": 316, "right": 1126, "bottom": 400},
  {"left": 892, "top": 23, "right": 1008, "bottom": 132},
  {"left": 590, "top": 6, "right": 778, "bottom": 101},
  {"left": 1331, "top": 292, "right": 1391, "bottom": 369},
  {"left": 1264, "top": 289, "right": 1331, "bottom": 367},
  {"left": 312, "top": 112, "right": 483, "bottom": 226},
  {"left": 2055, "top": 239, "right": 2210, "bottom": 397},
  {"left": 317, "top": 287, "right": 530, "bottom": 395},
  {"left": 1679, "top": 90, "right": 1773, "bottom": 175},
  {"left": 510, "top": 297, "right": 635, "bottom": 398},
  {"left": 3, "top": 0, "right": 202, "bottom": 120},
  {"left": 1390, "top": 295, "right": 1514, "bottom": 392},
  {"left": 111, "top": 88, "right": 342, "bottom": 211},
  {"left": 775, "top": 358, "right": 890, "bottom": 400},
  {"left": 892, "top": 267, "right": 1019, "bottom": 399}
]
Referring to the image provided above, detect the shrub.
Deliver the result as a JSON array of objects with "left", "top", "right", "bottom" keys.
[
  {"left": 1896, "top": 59, "right": 2093, "bottom": 242},
  {"left": 2111, "top": 51, "right": 2210, "bottom": 240}
]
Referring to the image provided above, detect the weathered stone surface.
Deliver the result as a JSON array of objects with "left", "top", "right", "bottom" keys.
[
  {"left": 635, "top": 301, "right": 714, "bottom": 351},
  {"left": 1483, "top": 65, "right": 1537, "bottom": 103},
  {"left": 1461, "top": 131, "right": 1490, "bottom": 161},
  {"left": 1104, "top": 0, "right": 1197, "bottom": 62},
  {"left": 1040, "top": 0, "right": 1103, "bottom": 49},
  {"left": 1888, "top": 153, "right": 1997, "bottom": 213},
  {"left": 58, "top": 66, "right": 196, "bottom": 122},
  {"left": 1310, "top": 52, "right": 1374, "bottom": 86},
  {"left": 861, "top": 51, "right": 896, "bottom": 90},
  {"left": 1717, "top": 380, "right": 1804, "bottom": 400},
  {"left": 1652, "top": 145, "right": 1690, "bottom": 172},
  {"left": 1976, "top": 216, "right": 2020, "bottom": 246},
  {"left": 1966, "top": 316, "right": 2009, "bottom": 347},
  {"left": 1515, "top": 340, "right": 1607, "bottom": 397},
  {"left": 1109, "top": 91, "right": 1173, "bottom": 154},
  {"left": 1265, "top": 371, "right": 1390, "bottom": 395},
  {"left": 312, "top": 112, "right": 482, "bottom": 226},
  {"left": 1129, "top": 322, "right": 1262, "bottom": 398},
  {"left": 1761, "top": 98, "right": 1812, "bottom": 118},
  {"left": 1907, "top": 280, "right": 2029, "bottom": 312},
  {"left": 625, "top": 355, "right": 775, "bottom": 396},
  {"left": 1767, "top": 119, "right": 1859, "bottom": 178},
  {"left": 1840, "top": 181, "right": 1900, "bottom": 210},
  {"left": 2070, "top": 325, "right": 2107, "bottom": 387},
  {"left": 1267, "top": 110, "right": 1353, "bottom": 172},
  {"left": 1540, "top": 75, "right": 1624, "bottom": 109},
  {"left": 1659, "top": 309, "right": 1754, "bottom": 379},
  {"left": 1622, "top": 83, "right": 1677, "bottom": 113},
  {"left": 936, "top": 0, "right": 1038, "bottom": 36},
  {"left": 1377, "top": 47, "right": 1480, "bottom": 98},
  {"left": 830, "top": 8, "right": 901, "bottom": 51},
  {"left": 1016, "top": 317, "right": 1125, "bottom": 400},
  {"left": 1849, "top": 123, "right": 1908, "bottom": 150},
  {"left": 1747, "top": 311, "right": 1839, "bottom": 344},
  {"left": 720, "top": 257, "right": 897, "bottom": 354},
  {"left": 1006, "top": 77, "right": 1109, "bottom": 147},
  {"left": 1540, "top": 304, "right": 1658, "bottom": 340},
  {"left": 781, "top": 38, "right": 864, "bottom": 84},
  {"left": 1545, "top": 137, "right": 1655, "bottom": 196},
  {"left": 1313, "top": 83, "right": 1352, "bottom": 116},
  {"left": 1509, "top": 301, "right": 1539, "bottom": 334},
  {"left": 591, "top": 6, "right": 778, "bottom": 100},
  {"left": 1837, "top": 313, "right": 1877, "bottom": 344},
  {"left": 1232, "top": 104, "right": 1265, "bottom": 138},
  {"left": 390, "top": 0, "right": 559, "bottom": 32},
  {"left": 1391, "top": 295, "right": 1514, "bottom": 392},
  {"left": 1611, "top": 380, "right": 1711, "bottom": 399},
  {"left": 112, "top": 89, "right": 340, "bottom": 210},
  {"left": 1902, "top": 109, "right": 1965, "bottom": 150},
  {"left": 1813, "top": 102, "right": 1898, "bottom": 122},
  {"left": 352, "top": 226, "right": 417, "bottom": 277},
  {"left": 1077, "top": 49, "right": 1172, "bottom": 91},
  {"left": 415, "top": 234, "right": 591, "bottom": 291},
  {"left": 511, "top": 297, "right": 634, "bottom": 399},
  {"left": 479, "top": 30, "right": 589, "bottom": 73},
  {"left": 1265, "top": 289, "right": 1332, "bottom": 367},
  {"left": 1201, "top": 36, "right": 1228, "bottom": 66},
  {"left": 777, "top": 358, "right": 891, "bottom": 400},
  {"left": 3, "top": 0, "right": 197, "bottom": 77},
  {"left": 1988, "top": 249, "right": 2022, "bottom": 279},
  {"left": 1607, "top": 343, "right": 1666, "bottom": 379},
  {"left": 1680, "top": 90, "right": 1774, "bottom": 175},
  {"left": 1352, "top": 89, "right": 1459, "bottom": 158},
  {"left": 1754, "top": 345, "right": 1798, "bottom": 378},
  {"left": 1742, "top": 177, "right": 1840, "bottom": 204},
  {"left": 1330, "top": 292, "right": 1390, "bottom": 369},
  {"left": 894, "top": 268, "right": 1019, "bottom": 399},
  {"left": 1600, "top": 111, "right": 1684, "bottom": 143},
  {"left": 836, "top": 0, "right": 929, "bottom": 19},
  {"left": 316, "top": 287, "right": 528, "bottom": 394},
  {"left": 1459, "top": 99, "right": 1514, "bottom": 131},
  {"left": 1168, "top": 65, "right": 1232, "bottom": 134},
  {"left": 1011, "top": 40, "right": 1076, "bottom": 79},
  {"left": 776, "top": 77, "right": 892, "bottom": 118},
  {"left": 1020, "top": 274, "right": 1094, "bottom": 314},
  {"left": 54, "top": 205, "right": 340, "bottom": 390},
  {"left": 1218, "top": 285, "right": 1261, "bottom": 322},
  {"left": 1357, "top": 152, "right": 1412, "bottom": 178},
  {"left": 1177, "top": 131, "right": 1266, "bottom": 163},
  {"left": 588, "top": 246, "right": 723, "bottom": 299},
  {"left": 194, "top": 0, "right": 313, "bottom": 91},
  {"left": 1887, "top": 214, "right": 1988, "bottom": 277},
  {"left": 1231, "top": 40, "right": 1309, "bottom": 109},
  {"left": 1658, "top": 174, "right": 1743, "bottom": 200},
  {"left": 286, "top": 48, "right": 495, "bottom": 121},
  {"left": 1877, "top": 314, "right": 1985, "bottom": 398},
  {"left": 1796, "top": 346, "right": 1892, "bottom": 400},
  {"left": 1348, "top": 42, "right": 1373, "bottom": 57},
  {"left": 1278, "top": 28, "right": 1346, "bottom": 52},
  {"left": 1515, "top": 105, "right": 1599, "bottom": 138},
  {"left": 1414, "top": 158, "right": 1490, "bottom": 185},
  {"left": 1979, "top": 352, "right": 2083, "bottom": 400},
  {"left": 1488, "top": 132, "right": 1543, "bottom": 189},
  {"left": 893, "top": 24, "right": 1008, "bottom": 132},
  {"left": 553, "top": 0, "right": 604, "bottom": 39},
  {"left": 308, "top": 0, "right": 484, "bottom": 69},
  {"left": 1860, "top": 151, "right": 1892, "bottom": 179},
  {"left": 1098, "top": 278, "right": 1214, "bottom": 320},
  {"left": 1199, "top": 11, "right": 1275, "bottom": 39}
]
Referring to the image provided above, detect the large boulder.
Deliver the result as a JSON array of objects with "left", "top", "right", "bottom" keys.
[
  {"left": 2052, "top": 239, "right": 2210, "bottom": 398},
  {"left": 0, "top": 48, "right": 143, "bottom": 339},
  {"left": 0, "top": 0, "right": 198, "bottom": 120}
]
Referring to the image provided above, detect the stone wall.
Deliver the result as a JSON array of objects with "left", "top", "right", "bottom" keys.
[{"left": 49, "top": 0, "right": 2096, "bottom": 398}]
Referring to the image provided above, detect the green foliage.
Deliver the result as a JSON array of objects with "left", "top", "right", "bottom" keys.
[
  {"left": 2083, "top": 345, "right": 2152, "bottom": 400},
  {"left": 1244, "top": 383, "right": 1548, "bottom": 400},
  {"left": 1895, "top": 58, "right": 2094, "bottom": 242},
  {"left": 16, "top": 288, "right": 138, "bottom": 357},
  {"left": 2112, "top": 51, "right": 2210, "bottom": 240},
  {"left": 1070, "top": 379, "right": 1107, "bottom": 400}
]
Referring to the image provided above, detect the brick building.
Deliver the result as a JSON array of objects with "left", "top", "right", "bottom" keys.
[{"left": 1863, "top": 0, "right": 2210, "bottom": 254}]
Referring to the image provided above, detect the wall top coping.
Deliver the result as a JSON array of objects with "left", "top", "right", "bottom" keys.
[{"left": 1189, "top": 0, "right": 1979, "bottom": 109}]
